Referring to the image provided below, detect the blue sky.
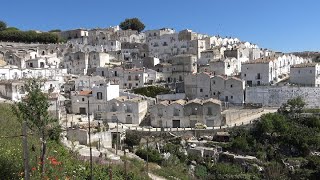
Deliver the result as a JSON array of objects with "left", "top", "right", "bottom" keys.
[{"left": 1, "top": 0, "right": 319, "bottom": 52}]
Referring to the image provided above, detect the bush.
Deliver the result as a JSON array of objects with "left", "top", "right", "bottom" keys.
[{"left": 136, "top": 148, "right": 162, "bottom": 164}]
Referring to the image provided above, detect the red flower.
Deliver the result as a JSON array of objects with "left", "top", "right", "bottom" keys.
[
  {"left": 31, "top": 167, "right": 36, "bottom": 171},
  {"left": 51, "top": 158, "right": 61, "bottom": 166}
]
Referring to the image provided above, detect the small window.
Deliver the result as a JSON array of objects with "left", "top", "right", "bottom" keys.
[
  {"left": 231, "top": 96, "right": 233, "bottom": 99},
  {"left": 244, "top": 74, "right": 246, "bottom": 77},
  {"left": 82, "top": 98, "right": 85, "bottom": 102},
  {"left": 310, "top": 70, "right": 312, "bottom": 73},
  {"left": 97, "top": 92, "right": 103, "bottom": 100},
  {"left": 200, "top": 88, "right": 203, "bottom": 92},
  {"left": 136, "top": 83, "right": 138, "bottom": 86},
  {"left": 230, "top": 85, "right": 233, "bottom": 88},
  {"left": 213, "top": 81, "right": 215, "bottom": 84},
  {"left": 207, "top": 107, "right": 213, "bottom": 115},
  {"left": 213, "top": 92, "right": 216, "bottom": 95},
  {"left": 124, "top": 83, "right": 127, "bottom": 86}
]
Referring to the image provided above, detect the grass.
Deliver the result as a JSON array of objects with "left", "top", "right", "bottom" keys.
[{"left": 0, "top": 103, "right": 149, "bottom": 179}]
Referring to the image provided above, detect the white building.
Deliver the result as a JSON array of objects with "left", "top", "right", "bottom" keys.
[
  {"left": 71, "top": 82, "right": 119, "bottom": 114},
  {"left": 241, "top": 54, "right": 308, "bottom": 86},
  {"left": 97, "top": 96, "right": 148, "bottom": 125},
  {"left": 209, "top": 58, "right": 239, "bottom": 76},
  {"left": 64, "top": 51, "right": 110, "bottom": 75},
  {"left": 290, "top": 63, "right": 320, "bottom": 87},
  {"left": 150, "top": 98, "right": 222, "bottom": 128},
  {"left": 184, "top": 73, "right": 245, "bottom": 104}
]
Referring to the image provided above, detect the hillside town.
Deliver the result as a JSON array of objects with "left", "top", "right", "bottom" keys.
[{"left": 1, "top": 18, "right": 320, "bottom": 180}]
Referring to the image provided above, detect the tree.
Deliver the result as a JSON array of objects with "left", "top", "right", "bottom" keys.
[
  {"left": 119, "top": 18, "right": 145, "bottom": 32},
  {"left": 132, "top": 86, "right": 171, "bottom": 98},
  {"left": 12, "top": 79, "right": 58, "bottom": 178},
  {"left": 279, "top": 97, "right": 306, "bottom": 115},
  {"left": 0, "top": 21, "right": 7, "bottom": 31},
  {"left": 4, "top": 27, "right": 19, "bottom": 31}
]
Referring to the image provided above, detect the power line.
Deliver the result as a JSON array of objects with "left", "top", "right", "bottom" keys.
[{"left": 0, "top": 132, "right": 34, "bottom": 139}]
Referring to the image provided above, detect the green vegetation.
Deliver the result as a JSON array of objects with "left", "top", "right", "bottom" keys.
[
  {"left": 119, "top": 18, "right": 145, "bottom": 32},
  {"left": 0, "top": 79, "right": 149, "bottom": 179},
  {"left": 132, "top": 86, "right": 171, "bottom": 98},
  {"left": 125, "top": 97, "right": 320, "bottom": 179},
  {"left": 0, "top": 20, "right": 64, "bottom": 43},
  {"left": 224, "top": 97, "right": 320, "bottom": 179},
  {"left": 0, "top": 21, "right": 6, "bottom": 31},
  {"left": 13, "top": 79, "right": 59, "bottom": 177}
]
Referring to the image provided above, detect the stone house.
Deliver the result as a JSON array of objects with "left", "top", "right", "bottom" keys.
[
  {"left": 97, "top": 96, "right": 148, "bottom": 125},
  {"left": 241, "top": 54, "right": 308, "bottom": 86},
  {"left": 169, "top": 54, "right": 197, "bottom": 82},
  {"left": 150, "top": 98, "right": 222, "bottom": 128},
  {"left": 71, "top": 82, "right": 119, "bottom": 114},
  {"left": 64, "top": 51, "right": 109, "bottom": 75},
  {"left": 185, "top": 73, "right": 245, "bottom": 104},
  {"left": 209, "top": 57, "right": 239, "bottom": 76},
  {"left": 290, "top": 63, "right": 320, "bottom": 87}
]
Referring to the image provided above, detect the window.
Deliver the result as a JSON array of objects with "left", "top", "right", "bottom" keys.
[
  {"left": 213, "top": 80, "right": 215, "bottom": 84},
  {"left": 231, "top": 96, "right": 233, "bottom": 99},
  {"left": 298, "top": 70, "right": 300, "bottom": 74},
  {"left": 191, "top": 108, "right": 197, "bottom": 115},
  {"left": 135, "top": 75, "right": 139, "bottom": 80},
  {"left": 124, "top": 83, "right": 127, "bottom": 86},
  {"left": 173, "top": 108, "right": 179, "bottom": 116},
  {"left": 111, "top": 104, "right": 117, "bottom": 112},
  {"left": 40, "top": 62, "right": 45, "bottom": 68},
  {"left": 136, "top": 83, "right": 138, "bottom": 86},
  {"left": 230, "top": 85, "right": 233, "bottom": 88},
  {"left": 244, "top": 74, "right": 246, "bottom": 77},
  {"left": 207, "top": 107, "right": 213, "bottom": 115},
  {"left": 82, "top": 98, "right": 85, "bottom": 102},
  {"left": 128, "top": 75, "right": 131, "bottom": 81},
  {"left": 97, "top": 92, "right": 103, "bottom": 100},
  {"left": 213, "top": 92, "right": 216, "bottom": 95},
  {"left": 310, "top": 70, "right": 312, "bottom": 73},
  {"left": 200, "top": 88, "right": 203, "bottom": 92},
  {"left": 101, "top": 71, "right": 104, "bottom": 77}
]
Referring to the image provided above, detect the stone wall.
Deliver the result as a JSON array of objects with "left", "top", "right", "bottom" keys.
[{"left": 246, "top": 86, "right": 320, "bottom": 108}]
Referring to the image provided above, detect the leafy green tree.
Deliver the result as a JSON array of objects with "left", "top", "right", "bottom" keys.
[
  {"left": 279, "top": 97, "right": 306, "bottom": 115},
  {"left": 133, "top": 86, "right": 171, "bottom": 98},
  {"left": 0, "top": 21, "right": 7, "bottom": 31},
  {"left": 119, "top": 18, "right": 145, "bottom": 32},
  {"left": 12, "top": 79, "right": 58, "bottom": 178},
  {"left": 136, "top": 148, "right": 162, "bottom": 164},
  {"left": 4, "top": 27, "right": 19, "bottom": 31},
  {"left": 48, "top": 29, "right": 61, "bottom": 33},
  {"left": 124, "top": 132, "right": 141, "bottom": 148}
]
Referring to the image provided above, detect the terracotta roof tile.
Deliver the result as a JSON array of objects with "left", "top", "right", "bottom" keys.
[{"left": 79, "top": 90, "right": 92, "bottom": 96}]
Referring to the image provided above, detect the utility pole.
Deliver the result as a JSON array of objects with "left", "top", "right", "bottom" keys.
[
  {"left": 146, "top": 137, "right": 149, "bottom": 174},
  {"left": 87, "top": 97, "right": 93, "bottom": 180},
  {"left": 116, "top": 117, "right": 119, "bottom": 155},
  {"left": 22, "top": 120, "right": 30, "bottom": 180},
  {"left": 109, "top": 163, "right": 113, "bottom": 180},
  {"left": 124, "top": 149, "right": 127, "bottom": 179}
]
